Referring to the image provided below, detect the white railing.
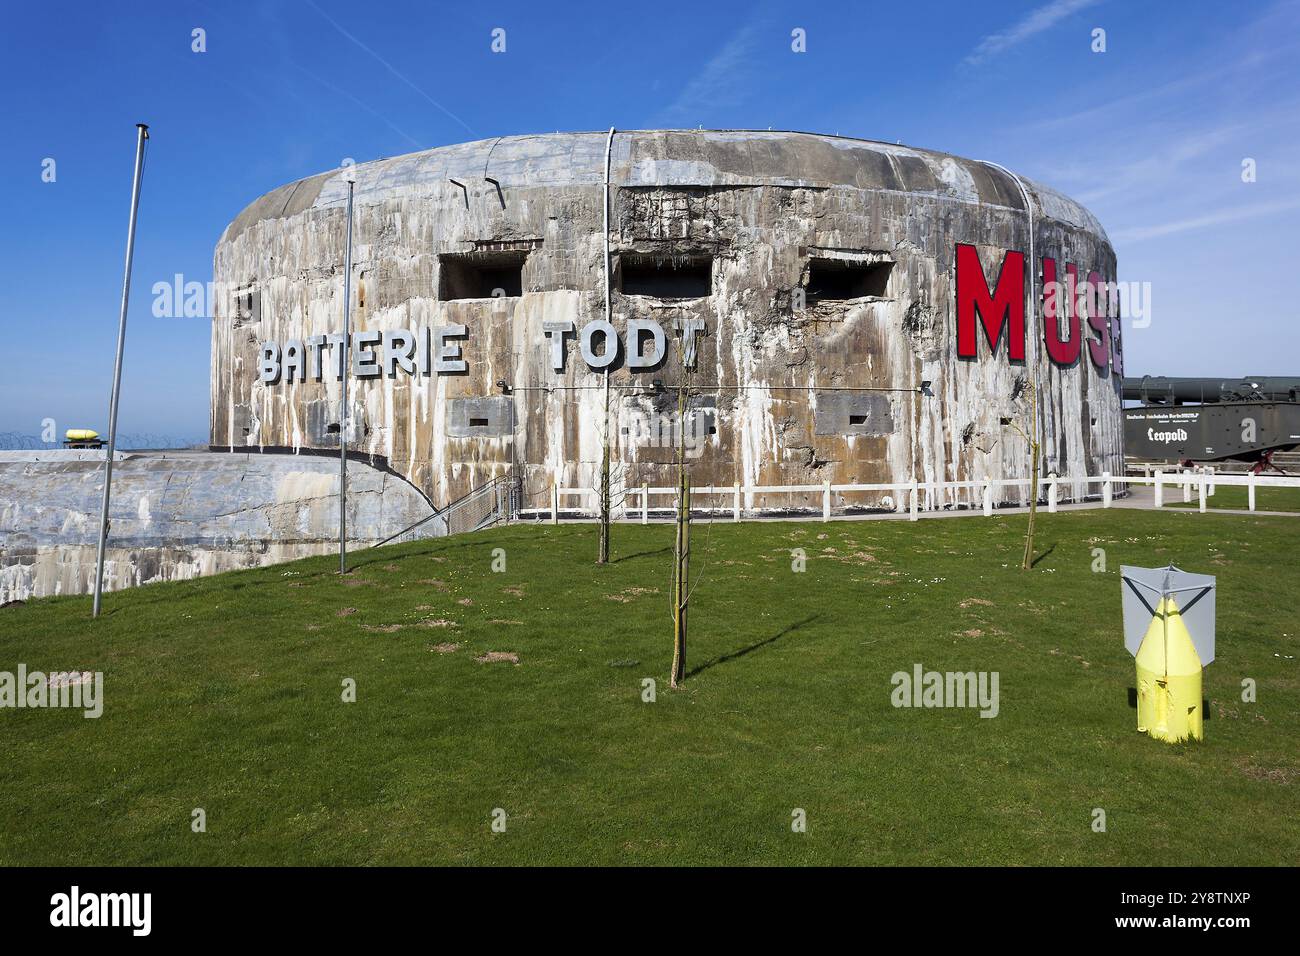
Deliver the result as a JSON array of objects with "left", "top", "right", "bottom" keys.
[
  {"left": 1148, "top": 466, "right": 1300, "bottom": 513},
  {"left": 523, "top": 467, "right": 1300, "bottom": 522}
]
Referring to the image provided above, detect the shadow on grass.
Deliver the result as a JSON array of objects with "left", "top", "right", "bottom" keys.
[
  {"left": 687, "top": 613, "right": 821, "bottom": 678},
  {"left": 613, "top": 547, "right": 671, "bottom": 564},
  {"left": 1030, "top": 542, "right": 1057, "bottom": 568}
]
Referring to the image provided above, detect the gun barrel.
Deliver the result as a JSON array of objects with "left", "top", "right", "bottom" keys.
[{"left": 1122, "top": 376, "right": 1300, "bottom": 404}]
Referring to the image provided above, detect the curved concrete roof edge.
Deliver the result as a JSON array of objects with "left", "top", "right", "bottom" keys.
[{"left": 219, "top": 129, "right": 1109, "bottom": 248}]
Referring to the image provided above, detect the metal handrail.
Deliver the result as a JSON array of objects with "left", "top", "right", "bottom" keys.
[{"left": 365, "top": 475, "right": 519, "bottom": 550}]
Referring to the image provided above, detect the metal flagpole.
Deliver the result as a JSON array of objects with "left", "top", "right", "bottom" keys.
[
  {"left": 92, "top": 123, "right": 150, "bottom": 619},
  {"left": 339, "top": 170, "right": 355, "bottom": 574}
]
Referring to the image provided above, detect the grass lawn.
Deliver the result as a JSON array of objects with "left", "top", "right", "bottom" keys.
[
  {"left": 1164, "top": 483, "right": 1300, "bottom": 513},
  {"left": 1, "top": 509, "right": 1297, "bottom": 866}
]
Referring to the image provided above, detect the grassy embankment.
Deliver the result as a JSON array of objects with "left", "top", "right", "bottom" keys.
[{"left": 2, "top": 508, "right": 1297, "bottom": 865}]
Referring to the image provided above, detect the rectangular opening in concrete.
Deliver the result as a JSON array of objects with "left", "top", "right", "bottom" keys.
[
  {"left": 439, "top": 251, "right": 526, "bottom": 300},
  {"left": 468, "top": 417, "right": 490, "bottom": 427},
  {"left": 814, "top": 392, "right": 894, "bottom": 437},
  {"left": 619, "top": 254, "right": 712, "bottom": 299},
  {"left": 806, "top": 259, "right": 892, "bottom": 301}
]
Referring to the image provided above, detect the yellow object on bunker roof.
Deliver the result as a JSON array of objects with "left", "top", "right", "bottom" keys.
[{"left": 64, "top": 429, "right": 101, "bottom": 441}]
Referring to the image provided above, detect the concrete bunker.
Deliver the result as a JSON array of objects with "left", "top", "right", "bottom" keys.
[{"left": 211, "top": 130, "right": 1123, "bottom": 513}]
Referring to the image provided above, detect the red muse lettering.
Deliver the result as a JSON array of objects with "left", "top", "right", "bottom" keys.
[
  {"left": 1042, "top": 259, "right": 1080, "bottom": 366},
  {"left": 957, "top": 245, "right": 1117, "bottom": 373},
  {"left": 955, "top": 243, "right": 1025, "bottom": 362}
]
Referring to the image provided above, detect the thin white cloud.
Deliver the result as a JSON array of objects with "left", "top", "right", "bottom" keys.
[
  {"left": 303, "top": 0, "right": 475, "bottom": 136},
  {"left": 290, "top": 61, "right": 425, "bottom": 149},
  {"left": 965, "top": 0, "right": 1102, "bottom": 66},
  {"left": 1112, "top": 195, "right": 1300, "bottom": 244},
  {"left": 659, "top": 20, "right": 765, "bottom": 123},
  {"left": 1025, "top": 33, "right": 1300, "bottom": 132},
  {"left": 1066, "top": 122, "right": 1255, "bottom": 206}
]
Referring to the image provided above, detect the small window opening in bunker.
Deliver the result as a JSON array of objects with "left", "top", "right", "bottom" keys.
[
  {"left": 469, "top": 417, "right": 490, "bottom": 427},
  {"left": 806, "top": 258, "right": 893, "bottom": 302},
  {"left": 619, "top": 254, "right": 712, "bottom": 299},
  {"left": 439, "top": 251, "right": 526, "bottom": 300},
  {"left": 849, "top": 414, "right": 868, "bottom": 426}
]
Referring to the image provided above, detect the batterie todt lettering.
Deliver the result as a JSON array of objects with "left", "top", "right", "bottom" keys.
[
  {"left": 258, "top": 323, "right": 468, "bottom": 383},
  {"left": 257, "top": 317, "right": 706, "bottom": 382}
]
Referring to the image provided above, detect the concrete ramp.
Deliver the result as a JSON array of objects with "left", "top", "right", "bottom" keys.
[{"left": 0, "top": 450, "right": 434, "bottom": 602}]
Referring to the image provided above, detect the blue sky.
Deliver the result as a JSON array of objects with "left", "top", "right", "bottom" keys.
[{"left": 2, "top": 0, "right": 1297, "bottom": 439}]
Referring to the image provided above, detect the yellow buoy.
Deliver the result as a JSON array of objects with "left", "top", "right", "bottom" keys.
[{"left": 1135, "top": 597, "right": 1204, "bottom": 742}]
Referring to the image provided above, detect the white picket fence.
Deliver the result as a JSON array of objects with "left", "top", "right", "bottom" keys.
[{"left": 529, "top": 466, "right": 1300, "bottom": 523}]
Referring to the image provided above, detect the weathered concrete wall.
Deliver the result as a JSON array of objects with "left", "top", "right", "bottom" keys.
[
  {"left": 212, "top": 130, "right": 1122, "bottom": 514},
  {"left": 0, "top": 450, "right": 432, "bottom": 602}
]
